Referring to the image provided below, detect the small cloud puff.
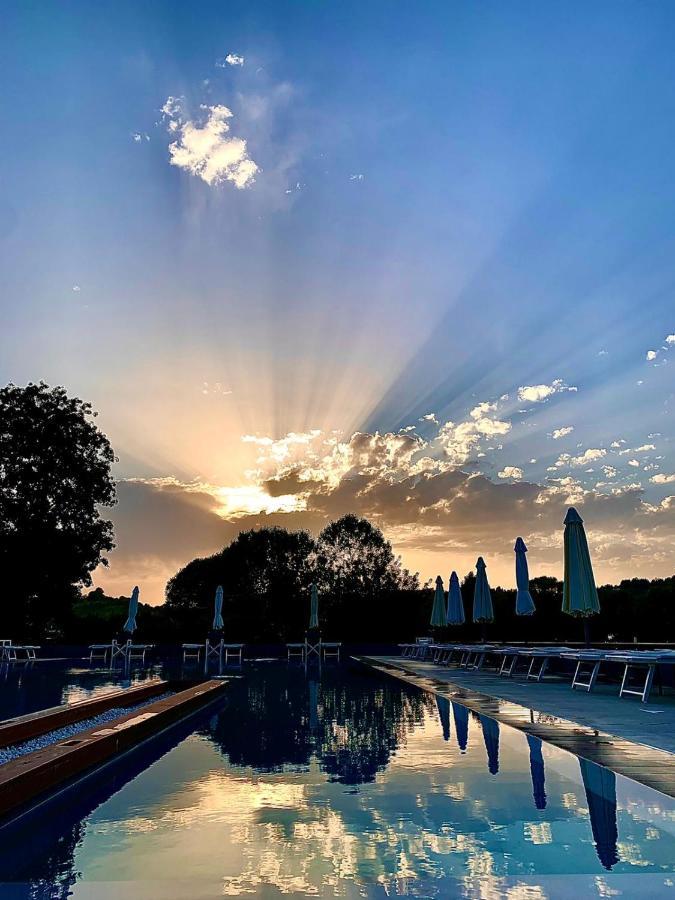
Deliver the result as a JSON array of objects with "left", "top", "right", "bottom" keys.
[
  {"left": 72, "top": 284, "right": 81, "bottom": 292},
  {"left": 162, "top": 97, "right": 259, "bottom": 189},
  {"left": 132, "top": 132, "right": 150, "bottom": 143},
  {"left": 650, "top": 473, "right": 675, "bottom": 484},
  {"left": 646, "top": 350, "right": 658, "bottom": 361},
  {"left": 217, "top": 53, "right": 245, "bottom": 67},
  {"left": 517, "top": 379, "right": 577, "bottom": 403},
  {"left": 497, "top": 466, "right": 523, "bottom": 480},
  {"left": 419, "top": 413, "right": 439, "bottom": 425},
  {"left": 551, "top": 426, "right": 574, "bottom": 440}
]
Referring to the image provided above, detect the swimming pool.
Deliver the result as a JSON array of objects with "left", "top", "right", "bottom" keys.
[{"left": 1, "top": 660, "right": 674, "bottom": 898}]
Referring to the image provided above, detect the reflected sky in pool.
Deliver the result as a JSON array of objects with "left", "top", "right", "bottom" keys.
[{"left": 1, "top": 662, "right": 675, "bottom": 898}]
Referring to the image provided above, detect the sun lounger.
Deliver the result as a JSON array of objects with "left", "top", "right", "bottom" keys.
[
  {"left": 222, "top": 643, "right": 244, "bottom": 664},
  {"left": 1, "top": 642, "right": 40, "bottom": 662},
  {"left": 514, "top": 647, "right": 575, "bottom": 682},
  {"left": 88, "top": 643, "right": 112, "bottom": 662},
  {"left": 287, "top": 642, "right": 305, "bottom": 660},
  {"left": 182, "top": 643, "right": 203, "bottom": 662},
  {"left": 610, "top": 650, "right": 675, "bottom": 703},
  {"left": 561, "top": 650, "right": 608, "bottom": 692},
  {"left": 322, "top": 642, "right": 341, "bottom": 660}
]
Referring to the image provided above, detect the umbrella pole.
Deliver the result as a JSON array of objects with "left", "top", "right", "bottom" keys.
[
  {"left": 583, "top": 618, "right": 591, "bottom": 648},
  {"left": 481, "top": 623, "right": 487, "bottom": 643}
]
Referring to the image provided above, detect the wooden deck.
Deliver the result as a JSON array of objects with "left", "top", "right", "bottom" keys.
[
  {"left": 0, "top": 679, "right": 228, "bottom": 819},
  {"left": 0, "top": 679, "right": 167, "bottom": 748}
]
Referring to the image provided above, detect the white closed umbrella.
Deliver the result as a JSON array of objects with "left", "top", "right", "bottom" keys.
[
  {"left": 562, "top": 507, "right": 600, "bottom": 644},
  {"left": 515, "top": 537, "right": 536, "bottom": 616},
  {"left": 446, "top": 571, "right": 465, "bottom": 625},
  {"left": 430, "top": 576, "right": 447, "bottom": 627},
  {"left": 213, "top": 585, "right": 224, "bottom": 630},
  {"left": 123, "top": 586, "right": 139, "bottom": 634},
  {"left": 472, "top": 558, "right": 494, "bottom": 624}
]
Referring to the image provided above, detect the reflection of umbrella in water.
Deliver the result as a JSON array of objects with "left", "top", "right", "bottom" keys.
[
  {"left": 480, "top": 715, "right": 500, "bottom": 775},
  {"left": 527, "top": 734, "right": 547, "bottom": 809},
  {"left": 309, "top": 679, "right": 319, "bottom": 731},
  {"left": 435, "top": 695, "right": 451, "bottom": 741},
  {"left": 580, "top": 758, "right": 619, "bottom": 870},
  {"left": 452, "top": 702, "right": 469, "bottom": 753}
]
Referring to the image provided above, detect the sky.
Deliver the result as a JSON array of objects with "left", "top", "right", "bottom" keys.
[{"left": 1, "top": 1, "right": 674, "bottom": 603}]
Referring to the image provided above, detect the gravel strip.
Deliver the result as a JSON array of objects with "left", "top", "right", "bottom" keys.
[{"left": 0, "top": 692, "right": 174, "bottom": 764}]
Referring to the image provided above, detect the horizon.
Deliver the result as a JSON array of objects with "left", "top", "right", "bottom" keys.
[{"left": 2, "top": 1, "right": 674, "bottom": 604}]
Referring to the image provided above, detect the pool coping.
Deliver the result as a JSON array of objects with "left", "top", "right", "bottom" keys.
[{"left": 353, "top": 654, "right": 675, "bottom": 799}]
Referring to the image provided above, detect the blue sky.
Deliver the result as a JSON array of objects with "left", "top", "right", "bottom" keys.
[{"left": 2, "top": 1, "right": 674, "bottom": 600}]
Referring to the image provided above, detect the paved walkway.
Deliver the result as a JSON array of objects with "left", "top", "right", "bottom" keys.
[{"left": 355, "top": 654, "right": 675, "bottom": 798}]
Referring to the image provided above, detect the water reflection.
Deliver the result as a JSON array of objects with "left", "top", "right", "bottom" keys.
[
  {"left": 580, "top": 758, "right": 619, "bottom": 871},
  {"left": 453, "top": 701, "right": 470, "bottom": 753},
  {"left": 479, "top": 715, "right": 500, "bottom": 776},
  {"left": 205, "top": 664, "right": 431, "bottom": 782},
  {"left": 435, "top": 695, "right": 451, "bottom": 741},
  {"left": 0, "top": 663, "right": 674, "bottom": 898},
  {"left": 527, "top": 734, "right": 547, "bottom": 810}
]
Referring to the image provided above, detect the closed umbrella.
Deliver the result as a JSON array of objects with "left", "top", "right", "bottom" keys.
[
  {"left": 446, "top": 571, "right": 465, "bottom": 625},
  {"left": 435, "top": 695, "right": 451, "bottom": 741},
  {"left": 452, "top": 702, "right": 469, "bottom": 753},
  {"left": 123, "top": 586, "right": 139, "bottom": 634},
  {"left": 213, "top": 585, "right": 224, "bottom": 631},
  {"left": 562, "top": 507, "right": 600, "bottom": 644},
  {"left": 515, "top": 538, "right": 536, "bottom": 616},
  {"left": 472, "top": 557, "right": 494, "bottom": 624},
  {"left": 527, "top": 735, "right": 547, "bottom": 809},
  {"left": 309, "top": 583, "right": 319, "bottom": 631},
  {"left": 430, "top": 576, "right": 447, "bottom": 628},
  {"left": 580, "top": 758, "right": 619, "bottom": 870},
  {"left": 480, "top": 715, "right": 500, "bottom": 775}
]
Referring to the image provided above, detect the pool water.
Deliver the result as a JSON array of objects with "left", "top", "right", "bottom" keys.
[{"left": 1, "top": 661, "right": 675, "bottom": 898}]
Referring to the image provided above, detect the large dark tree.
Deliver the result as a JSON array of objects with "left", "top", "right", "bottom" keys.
[
  {"left": 0, "top": 383, "right": 116, "bottom": 637},
  {"left": 316, "top": 514, "right": 419, "bottom": 597},
  {"left": 165, "top": 526, "right": 317, "bottom": 641}
]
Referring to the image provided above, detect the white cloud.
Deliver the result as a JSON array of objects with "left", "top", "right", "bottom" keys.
[
  {"left": 72, "top": 284, "right": 81, "bottom": 292},
  {"left": 419, "top": 413, "right": 438, "bottom": 425},
  {"left": 349, "top": 173, "right": 364, "bottom": 181},
  {"left": 517, "top": 379, "right": 577, "bottom": 404},
  {"left": 163, "top": 99, "right": 259, "bottom": 188},
  {"left": 650, "top": 473, "right": 675, "bottom": 484},
  {"left": 498, "top": 466, "right": 523, "bottom": 480},
  {"left": 132, "top": 132, "right": 150, "bottom": 143},
  {"left": 552, "top": 448, "right": 606, "bottom": 469},
  {"left": 217, "top": 53, "right": 245, "bottom": 67},
  {"left": 666, "top": 334, "right": 675, "bottom": 345},
  {"left": 602, "top": 465, "right": 617, "bottom": 478},
  {"left": 628, "top": 459, "right": 640, "bottom": 467},
  {"left": 634, "top": 444, "right": 656, "bottom": 453},
  {"left": 551, "top": 426, "right": 574, "bottom": 440},
  {"left": 646, "top": 350, "right": 658, "bottom": 361}
]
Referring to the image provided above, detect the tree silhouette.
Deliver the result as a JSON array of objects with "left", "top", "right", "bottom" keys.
[
  {"left": 0, "top": 382, "right": 116, "bottom": 637},
  {"left": 316, "top": 514, "right": 419, "bottom": 598}
]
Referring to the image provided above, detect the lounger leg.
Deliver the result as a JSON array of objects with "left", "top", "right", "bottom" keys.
[
  {"left": 571, "top": 660, "right": 582, "bottom": 690},
  {"left": 642, "top": 664, "right": 656, "bottom": 703},
  {"left": 536, "top": 657, "right": 549, "bottom": 682},
  {"left": 619, "top": 663, "right": 630, "bottom": 698}
]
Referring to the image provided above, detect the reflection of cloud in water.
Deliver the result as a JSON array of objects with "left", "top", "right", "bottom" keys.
[{"left": 6, "top": 666, "right": 675, "bottom": 898}]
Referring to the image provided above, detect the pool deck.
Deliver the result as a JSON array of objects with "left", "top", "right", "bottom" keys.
[{"left": 354, "top": 655, "right": 675, "bottom": 798}]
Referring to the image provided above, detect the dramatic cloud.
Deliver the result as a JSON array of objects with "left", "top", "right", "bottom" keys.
[
  {"left": 95, "top": 389, "right": 675, "bottom": 602},
  {"left": 551, "top": 426, "right": 574, "bottom": 440},
  {"left": 163, "top": 98, "right": 259, "bottom": 188},
  {"left": 517, "top": 380, "right": 577, "bottom": 403}
]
